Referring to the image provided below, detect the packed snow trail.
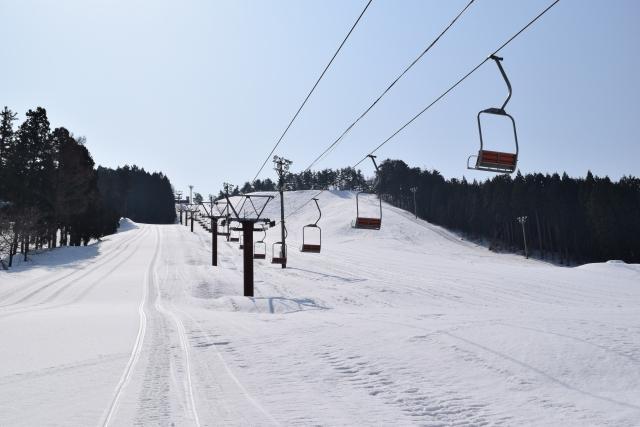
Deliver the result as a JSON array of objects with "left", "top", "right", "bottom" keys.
[{"left": 1, "top": 191, "right": 640, "bottom": 426}]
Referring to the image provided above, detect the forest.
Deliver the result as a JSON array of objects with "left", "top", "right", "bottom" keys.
[
  {"left": 229, "top": 159, "right": 639, "bottom": 264},
  {"left": 221, "top": 166, "right": 367, "bottom": 197},
  {"left": 378, "top": 160, "right": 639, "bottom": 264},
  {"left": 0, "top": 106, "right": 176, "bottom": 269}
]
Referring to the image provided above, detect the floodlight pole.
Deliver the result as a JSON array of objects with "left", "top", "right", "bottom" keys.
[
  {"left": 410, "top": 186, "right": 418, "bottom": 219},
  {"left": 274, "top": 156, "right": 291, "bottom": 269},
  {"left": 517, "top": 215, "right": 528, "bottom": 259}
]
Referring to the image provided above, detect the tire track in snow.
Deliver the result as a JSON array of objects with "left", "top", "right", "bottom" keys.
[
  {"left": 498, "top": 322, "right": 640, "bottom": 365},
  {"left": 443, "top": 331, "right": 640, "bottom": 411},
  {"left": 181, "top": 309, "right": 280, "bottom": 426},
  {"left": 100, "top": 226, "right": 159, "bottom": 427},
  {"left": 314, "top": 344, "right": 497, "bottom": 426}
]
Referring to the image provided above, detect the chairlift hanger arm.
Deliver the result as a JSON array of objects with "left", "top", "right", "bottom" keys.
[
  {"left": 312, "top": 198, "right": 321, "bottom": 226},
  {"left": 367, "top": 154, "right": 379, "bottom": 172},
  {"left": 489, "top": 55, "right": 512, "bottom": 111}
]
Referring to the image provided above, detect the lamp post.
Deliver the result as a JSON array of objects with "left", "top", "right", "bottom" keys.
[
  {"left": 410, "top": 187, "right": 418, "bottom": 219},
  {"left": 517, "top": 216, "right": 528, "bottom": 259}
]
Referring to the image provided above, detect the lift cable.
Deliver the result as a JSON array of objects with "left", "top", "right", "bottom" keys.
[
  {"left": 353, "top": 0, "right": 561, "bottom": 167},
  {"left": 303, "top": 0, "right": 477, "bottom": 172},
  {"left": 278, "top": 0, "right": 561, "bottom": 224},
  {"left": 250, "top": 0, "right": 373, "bottom": 183}
]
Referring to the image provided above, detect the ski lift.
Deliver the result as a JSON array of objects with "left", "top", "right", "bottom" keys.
[
  {"left": 468, "top": 55, "right": 518, "bottom": 174},
  {"left": 301, "top": 198, "right": 321, "bottom": 253},
  {"left": 217, "top": 217, "right": 230, "bottom": 237},
  {"left": 353, "top": 155, "right": 382, "bottom": 230},
  {"left": 271, "top": 225, "right": 287, "bottom": 264},
  {"left": 254, "top": 228, "right": 267, "bottom": 259},
  {"left": 229, "top": 221, "right": 241, "bottom": 242}
]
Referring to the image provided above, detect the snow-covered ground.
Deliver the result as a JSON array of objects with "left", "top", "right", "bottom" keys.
[{"left": 1, "top": 190, "right": 639, "bottom": 426}]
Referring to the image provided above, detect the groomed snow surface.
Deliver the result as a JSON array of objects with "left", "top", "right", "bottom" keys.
[{"left": 1, "top": 190, "right": 639, "bottom": 426}]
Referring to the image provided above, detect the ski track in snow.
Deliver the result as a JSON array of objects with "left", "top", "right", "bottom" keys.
[
  {"left": 100, "top": 226, "right": 156, "bottom": 427},
  {"left": 2, "top": 191, "right": 640, "bottom": 426},
  {"left": 152, "top": 227, "right": 201, "bottom": 427},
  {"left": 0, "top": 225, "right": 149, "bottom": 316},
  {"left": 0, "top": 227, "right": 150, "bottom": 320},
  {"left": 102, "top": 226, "right": 203, "bottom": 426}
]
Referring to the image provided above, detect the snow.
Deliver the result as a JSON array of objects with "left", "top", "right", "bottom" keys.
[{"left": 1, "top": 190, "right": 639, "bottom": 426}]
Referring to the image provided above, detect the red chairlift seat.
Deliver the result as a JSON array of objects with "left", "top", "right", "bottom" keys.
[
  {"left": 475, "top": 149, "right": 517, "bottom": 172},
  {"left": 354, "top": 217, "right": 381, "bottom": 230}
]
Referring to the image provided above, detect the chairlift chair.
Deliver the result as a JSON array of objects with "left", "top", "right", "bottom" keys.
[
  {"left": 254, "top": 228, "right": 267, "bottom": 260},
  {"left": 468, "top": 55, "right": 518, "bottom": 174},
  {"left": 301, "top": 198, "right": 322, "bottom": 253},
  {"left": 271, "top": 226, "right": 287, "bottom": 264},
  {"left": 353, "top": 155, "right": 382, "bottom": 230},
  {"left": 217, "top": 218, "right": 230, "bottom": 237},
  {"left": 271, "top": 242, "right": 287, "bottom": 264},
  {"left": 229, "top": 221, "right": 240, "bottom": 242},
  {"left": 231, "top": 223, "right": 245, "bottom": 248}
]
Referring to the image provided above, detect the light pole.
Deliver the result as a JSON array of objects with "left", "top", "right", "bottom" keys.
[
  {"left": 517, "top": 216, "right": 528, "bottom": 259},
  {"left": 410, "top": 187, "right": 418, "bottom": 219},
  {"left": 273, "top": 156, "right": 292, "bottom": 268}
]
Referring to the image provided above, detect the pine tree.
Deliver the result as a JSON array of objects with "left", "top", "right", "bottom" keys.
[{"left": 0, "top": 107, "right": 18, "bottom": 201}]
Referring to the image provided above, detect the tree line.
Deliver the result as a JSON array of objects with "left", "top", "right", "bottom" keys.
[
  {"left": 218, "top": 166, "right": 367, "bottom": 198},
  {"left": 0, "top": 106, "right": 176, "bottom": 269},
  {"left": 376, "top": 159, "right": 639, "bottom": 264}
]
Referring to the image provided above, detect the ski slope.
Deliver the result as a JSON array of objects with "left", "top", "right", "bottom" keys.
[{"left": 1, "top": 190, "right": 639, "bottom": 426}]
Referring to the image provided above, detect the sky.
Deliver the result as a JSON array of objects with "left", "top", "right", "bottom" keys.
[{"left": 1, "top": 0, "right": 639, "bottom": 197}]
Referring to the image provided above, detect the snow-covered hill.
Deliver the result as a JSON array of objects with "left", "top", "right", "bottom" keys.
[{"left": 1, "top": 190, "right": 639, "bottom": 426}]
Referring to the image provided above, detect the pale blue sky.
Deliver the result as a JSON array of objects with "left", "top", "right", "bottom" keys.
[{"left": 2, "top": 1, "right": 639, "bottom": 195}]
